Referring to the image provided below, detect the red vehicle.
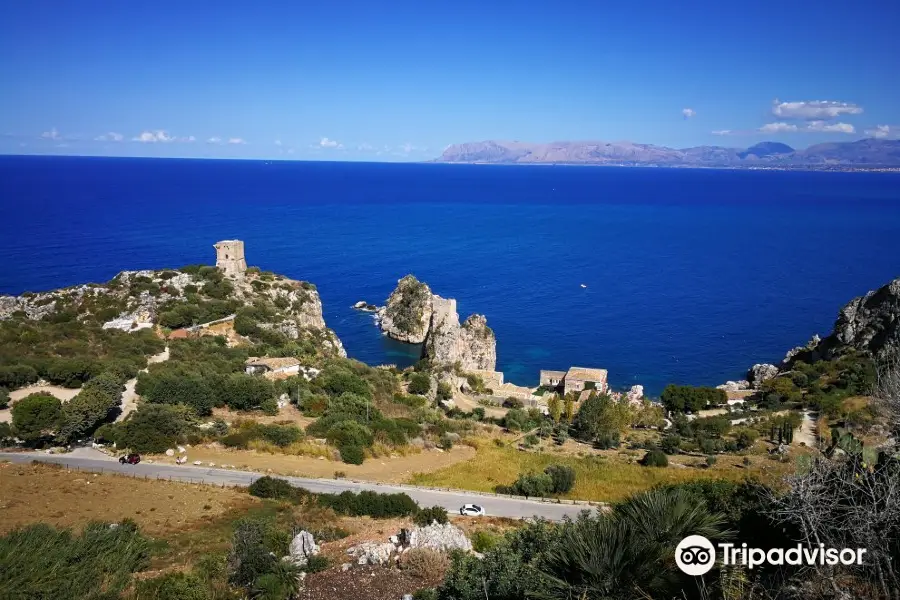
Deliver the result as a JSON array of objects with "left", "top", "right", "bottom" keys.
[{"left": 119, "top": 453, "right": 141, "bottom": 465}]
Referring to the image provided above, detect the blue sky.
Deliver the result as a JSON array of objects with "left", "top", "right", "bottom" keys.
[{"left": 1, "top": 0, "right": 898, "bottom": 160}]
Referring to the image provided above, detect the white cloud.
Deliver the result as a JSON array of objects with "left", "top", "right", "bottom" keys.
[
  {"left": 806, "top": 121, "right": 855, "bottom": 134},
  {"left": 711, "top": 129, "right": 733, "bottom": 135},
  {"left": 357, "top": 142, "right": 374, "bottom": 151},
  {"left": 319, "top": 137, "right": 342, "bottom": 149},
  {"left": 771, "top": 99, "right": 863, "bottom": 120},
  {"left": 207, "top": 137, "right": 222, "bottom": 144},
  {"left": 274, "top": 140, "right": 282, "bottom": 146},
  {"left": 759, "top": 122, "right": 798, "bottom": 133},
  {"left": 682, "top": 108, "right": 696, "bottom": 118},
  {"left": 228, "top": 137, "right": 246, "bottom": 145},
  {"left": 182, "top": 135, "right": 196, "bottom": 143},
  {"left": 40, "top": 128, "right": 61, "bottom": 140},
  {"left": 865, "top": 125, "right": 899, "bottom": 139},
  {"left": 95, "top": 132, "right": 124, "bottom": 142},
  {"left": 133, "top": 130, "right": 174, "bottom": 143}
]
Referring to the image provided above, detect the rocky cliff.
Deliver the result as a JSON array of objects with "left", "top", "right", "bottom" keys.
[
  {"left": 425, "top": 297, "right": 496, "bottom": 371},
  {"left": 379, "top": 275, "right": 433, "bottom": 344},
  {"left": 380, "top": 275, "right": 497, "bottom": 371},
  {"left": 0, "top": 265, "right": 345, "bottom": 358},
  {"left": 812, "top": 277, "right": 900, "bottom": 361}
]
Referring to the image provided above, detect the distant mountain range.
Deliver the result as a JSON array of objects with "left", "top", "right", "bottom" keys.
[{"left": 433, "top": 139, "right": 900, "bottom": 169}]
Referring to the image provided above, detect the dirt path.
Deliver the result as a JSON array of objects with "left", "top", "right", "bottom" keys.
[
  {"left": 116, "top": 346, "right": 170, "bottom": 423},
  {"left": 452, "top": 392, "right": 506, "bottom": 419},
  {"left": 795, "top": 410, "right": 818, "bottom": 447}
]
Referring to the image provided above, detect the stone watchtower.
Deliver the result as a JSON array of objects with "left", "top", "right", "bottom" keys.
[{"left": 214, "top": 240, "right": 248, "bottom": 278}]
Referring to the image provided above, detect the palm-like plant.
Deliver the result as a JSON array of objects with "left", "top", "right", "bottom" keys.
[{"left": 532, "top": 488, "right": 730, "bottom": 600}]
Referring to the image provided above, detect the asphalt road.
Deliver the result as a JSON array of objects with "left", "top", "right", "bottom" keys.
[{"left": 0, "top": 452, "right": 597, "bottom": 521}]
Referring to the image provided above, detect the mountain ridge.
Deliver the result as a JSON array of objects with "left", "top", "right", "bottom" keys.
[{"left": 433, "top": 138, "right": 900, "bottom": 169}]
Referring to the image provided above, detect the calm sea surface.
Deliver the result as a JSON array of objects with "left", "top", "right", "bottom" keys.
[{"left": 2, "top": 155, "right": 899, "bottom": 395}]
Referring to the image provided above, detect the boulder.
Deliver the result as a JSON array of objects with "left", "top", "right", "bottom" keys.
[
  {"left": 165, "top": 448, "right": 175, "bottom": 456},
  {"left": 284, "top": 531, "right": 319, "bottom": 567},
  {"left": 748, "top": 364, "right": 779, "bottom": 389},
  {"left": 626, "top": 385, "right": 644, "bottom": 404},
  {"left": 407, "top": 522, "right": 472, "bottom": 553},
  {"left": 347, "top": 542, "right": 396, "bottom": 566},
  {"left": 717, "top": 380, "right": 750, "bottom": 392}
]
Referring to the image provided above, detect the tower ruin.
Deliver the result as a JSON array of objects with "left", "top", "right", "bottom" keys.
[{"left": 214, "top": 240, "right": 247, "bottom": 278}]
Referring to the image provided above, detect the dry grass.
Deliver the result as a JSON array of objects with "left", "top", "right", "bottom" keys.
[
  {"left": 400, "top": 548, "right": 451, "bottom": 579},
  {"left": 0, "top": 461, "right": 255, "bottom": 538},
  {"left": 408, "top": 438, "right": 798, "bottom": 503},
  {"left": 146, "top": 443, "right": 475, "bottom": 483}
]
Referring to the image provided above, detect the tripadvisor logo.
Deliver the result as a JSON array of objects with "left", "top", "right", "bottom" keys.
[{"left": 675, "top": 535, "right": 868, "bottom": 576}]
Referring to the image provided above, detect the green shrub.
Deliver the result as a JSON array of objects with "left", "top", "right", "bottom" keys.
[
  {"left": 415, "top": 506, "right": 449, "bottom": 526},
  {"left": 326, "top": 420, "right": 374, "bottom": 449},
  {"left": 408, "top": 372, "right": 432, "bottom": 395},
  {"left": 0, "top": 365, "right": 39, "bottom": 389},
  {"left": 134, "top": 572, "right": 210, "bottom": 600},
  {"left": 659, "top": 434, "right": 681, "bottom": 454},
  {"left": 259, "top": 423, "right": 302, "bottom": 447},
  {"left": 248, "top": 476, "right": 307, "bottom": 501},
  {"left": 439, "top": 433, "right": 455, "bottom": 450},
  {"left": 0, "top": 387, "right": 9, "bottom": 409},
  {"left": 338, "top": 444, "right": 365, "bottom": 465},
  {"left": 470, "top": 530, "right": 501, "bottom": 553},
  {"left": 413, "top": 589, "right": 438, "bottom": 600},
  {"left": 393, "top": 393, "right": 427, "bottom": 408},
  {"left": 11, "top": 392, "right": 62, "bottom": 443},
  {"left": 640, "top": 450, "right": 669, "bottom": 467},
  {"left": 318, "top": 490, "right": 419, "bottom": 518},
  {"left": 304, "top": 555, "right": 330, "bottom": 573},
  {"left": 0, "top": 520, "right": 151, "bottom": 600},
  {"left": 118, "top": 404, "right": 194, "bottom": 453},
  {"left": 544, "top": 464, "right": 576, "bottom": 494},
  {"left": 228, "top": 520, "right": 278, "bottom": 588},
  {"left": 706, "top": 455, "right": 718, "bottom": 468},
  {"left": 0, "top": 422, "right": 13, "bottom": 444}
]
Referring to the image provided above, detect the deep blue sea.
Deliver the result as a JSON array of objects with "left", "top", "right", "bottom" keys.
[{"left": 2, "top": 155, "right": 899, "bottom": 395}]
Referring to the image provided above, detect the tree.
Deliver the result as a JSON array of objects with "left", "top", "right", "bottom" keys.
[
  {"left": 563, "top": 397, "right": 576, "bottom": 423},
  {"left": 408, "top": 373, "right": 431, "bottom": 395},
  {"left": 660, "top": 384, "right": 725, "bottom": 413},
  {"left": 572, "top": 394, "right": 631, "bottom": 442},
  {"left": 503, "top": 408, "right": 529, "bottom": 432},
  {"left": 544, "top": 464, "right": 576, "bottom": 494},
  {"left": 547, "top": 395, "right": 562, "bottom": 423},
  {"left": 0, "top": 387, "right": 8, "bottom": 410},
  {"left": 119, "top": 404, "right": 194, "bottom": 453},
  {"left": 11, "top": 393, "right": 62, "bottom": 443},
  {"left": 639, "top": 450, "right": 669, "bottom": 467},
  {"left": 759, "top": 376, "right": 802, "bottom": 406},
  {"left": 218, "top": 374, "right": 275, "bottom": 411}
]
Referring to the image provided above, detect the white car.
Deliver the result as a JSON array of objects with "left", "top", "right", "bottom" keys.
[{"left": 459, "top": 503, "right": 485, "bottom": 517}]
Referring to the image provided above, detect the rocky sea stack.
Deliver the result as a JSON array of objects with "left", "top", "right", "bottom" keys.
[{"left": 379, "top": 275, "right": 496, "bottom": 371}]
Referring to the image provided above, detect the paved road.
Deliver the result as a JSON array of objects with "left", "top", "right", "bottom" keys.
[{"left": 0, "top": 452, "right": 597, "bottom": 521}]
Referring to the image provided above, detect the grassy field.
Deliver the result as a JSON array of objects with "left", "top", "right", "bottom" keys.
[{"left": 408, "top": 439, "right": 798, "bottom": 502}]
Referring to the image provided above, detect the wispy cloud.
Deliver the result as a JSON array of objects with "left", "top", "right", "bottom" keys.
[
  {"left": 274, "top": 140, "right": 282, "bottom": 146},
  {"left": 806, "top": 121, "right": 855, "bottom": 134},
  {"left": 95, "top": 132, "right": 124, "bottom": 142},
  {"left": 319, "top": 137, "right": 342, "bottom": 149},
  {"left": 682, "top": 108, "right": 696, "bottom": 119},
  {"left": 133, "top": 130, "right": 174, "bottom": 143},
  {"left": 865, "top": 124, "right": 899, "bottom": 139},
  {"left": 357, "top": 142, "right": 374, "bottom": 151},
  {"left": 227, "top": 137, "right": 246, "bottom": 145},
  {"left": 759, "top": 122, "right": 798, "bottom": 133},
  {"left": 207, "top": 137, "right": 222, "bottom": 144},
  {"left": 40, "top": 128, "right": 61, "bottom": 140},
  {"left": 771, "top": 99, "right": 863, "bottom": 120},
  {"left": 711, "top": 129, "right": 733, "bottom": 136}
]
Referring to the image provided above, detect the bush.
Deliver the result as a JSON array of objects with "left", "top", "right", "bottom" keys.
[
  {"left": 259, "top": 423, "right": 302, "bottom": 447},
  {"left": 401, "top": 548, "right": 451, "bottom": 579},
  {"left": 0, "top": 387, "right": 8, "bottom": 410},
  {"left": 318, "top": 490, "right": 419, "bottom": 518},
  {"left": 415, "top": 506, "right": 449, "bottom": 526},
  {"left": 227, "top": 520, "right": 278, "bottom": 588},
  {"left": 248, "top": 476, "right": 305, "bottom": 501},
  {"left": 544, "top": 464, "right": 576, "bottom": 494},
  {"left": 639, "top": 450, "right": 669, "bottom": 467},
  {"left": 119, "top": 404, "right": 194, "bottom": 453},
  {"left": 0, "top": 422, "right": 13, "bottom": 444},
  {"left": 413, "top": 589, "right": 439, "bottom": 600},
  {"left": 134, "top": 572, "right": 210, "bottom": 600},
  {"left": 439, "top": 433, "right": 454, "bottom": 450},
  {"left": 0, "top": 520, "right": 151, "bottom": 600},
  {"left": 408, "top": 372, "right": 432, "bottom": 395},
  {"left": 593, "top": 431, "right": 620, "bottom": 449},
  {"left": 338, "top": 444, "right": 365, "bottom": 465},
  {"left": 304, "top": 555, "right": 330, "bottom": 573},
  {"left": 659, "top": 434, "right": 681, "bottom": 454},
  {"left": 706, "top": 455, "right": 718, "bottom": 468},
  {"left": 502, "top": 397, "right": 524, "bottom": 409},
  {"left": 470, "top": 530, "right": 501, "bottom": 553},
  {"left": 0, "top": 365, "right": 39, "bottom": 389},
  {"left": 660, "top": 384, "right": 726, "bottom": 413},
  {"left": 11, "top": 393, "right": 62, "bottom": 443},
  {"left": 503, "top": 408, "right": 529, "bottom": 432}
]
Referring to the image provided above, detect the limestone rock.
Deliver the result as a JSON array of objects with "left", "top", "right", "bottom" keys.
[
  {"left": 407, "top": 522, "right": 472, "bottom": 553},
  {"left": 748, "top": 364, "right": 779, "bottom": 389},
  {"left": 424, "top": 296, "right": 496, "bottom": 371},
  {"left": 347, "top": 541, "right": 396, "bottom": 566},
  {"left": 380, "top": 275, "right": 434, "bottom": 343},
  {"left": 717, "top": 380, "right": 750, "bottom": 392},
  {"left": 284, "top": 531, "right": 319, "bottom": 567},
  {"left": 165, "top": 449, "right": 175, "bottom": 456},
  {"left": 626, "top": 385, "right": 644, "bottom": 404}
]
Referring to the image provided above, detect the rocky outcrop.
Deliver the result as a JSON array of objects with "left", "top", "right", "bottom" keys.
[
  {"left": 347, "top": 541, "right": 397, "bottom": 566},
  {"left": 748, "top": 364, "right": 779, "bottom": 389},
  {"left": 407, "top": 522, "right": 473, "bottom": 553},
  {"left": 283, "top": 531, "right": 319, "bottom": 567},
  {"left": 821, "top": 278, "right": 900, "bottom": 359},
  {"left": 380, "top": 275, "right": 434, "bottom": 343},
  {"left": 424, "top": 297, "right": 496, "bottom": 371},
  {"left": 717, "top": 380, "right": 750, "bottom": 392}
]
